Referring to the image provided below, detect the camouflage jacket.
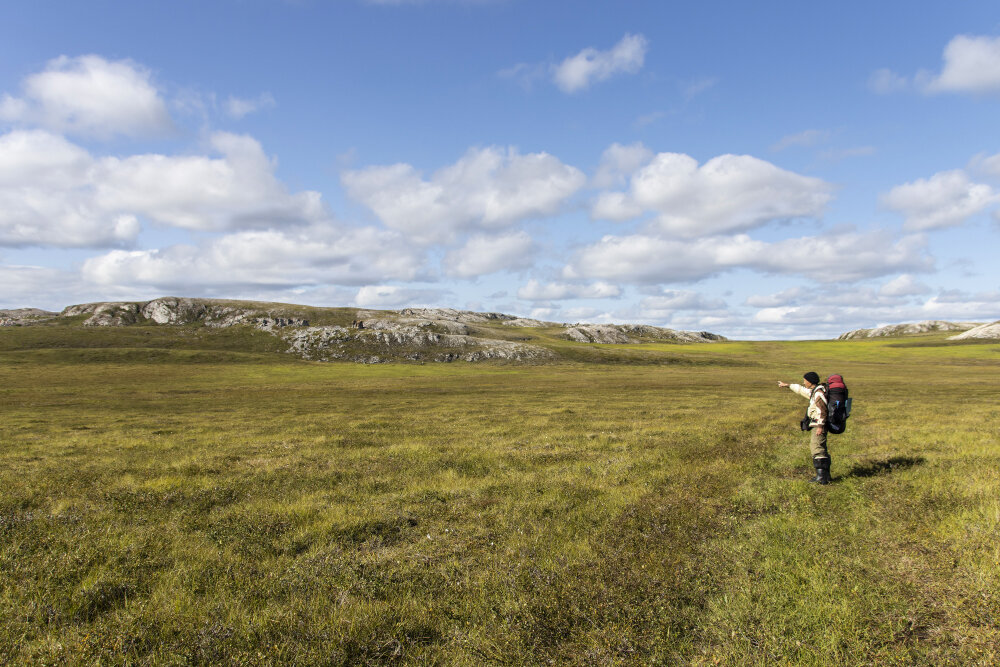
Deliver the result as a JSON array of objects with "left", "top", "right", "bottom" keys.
[{"left": 789, "top": 383, "right": 828, "bottom": 428}]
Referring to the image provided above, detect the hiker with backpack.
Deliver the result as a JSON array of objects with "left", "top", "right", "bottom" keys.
[{"left": 777, "top": 372, "right": 849, "bottom": 485}]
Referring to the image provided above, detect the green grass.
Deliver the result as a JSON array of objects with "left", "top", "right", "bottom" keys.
[{"left": 1, "top": 327, "right": 998, "bottom": 664}]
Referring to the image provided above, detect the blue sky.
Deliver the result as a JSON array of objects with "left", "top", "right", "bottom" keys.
[{"left": 2, "top": 0, "right": 999, "bottom": 338}]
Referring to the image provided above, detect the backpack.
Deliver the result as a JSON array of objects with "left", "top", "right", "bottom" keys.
[{"left": 825, "top": 374, "right": 852, "bottom": 434}]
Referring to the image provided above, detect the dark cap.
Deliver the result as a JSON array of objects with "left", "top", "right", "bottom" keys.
[{"left": 803, "top": 371, "right": 820, "bottom": 385}]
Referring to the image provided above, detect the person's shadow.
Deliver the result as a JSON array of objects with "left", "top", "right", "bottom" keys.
[{"left": 841, "top": 456, "right": 926, "bottom": 479}]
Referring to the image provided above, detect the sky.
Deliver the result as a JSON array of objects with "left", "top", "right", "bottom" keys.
[{"left": 2, "top": 0, "right": 1000, "bottom": 339}]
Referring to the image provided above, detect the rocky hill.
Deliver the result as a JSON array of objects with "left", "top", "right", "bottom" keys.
[
  {"left": 6, "top": 297, "right": 726, "bottom": 364},
  {"left": 948, "top": 321, "right": 1000, "bottom": 340},
  {"left": 0, "top": 308, "right": 59, "bottom": 326},
  {"left": 837, "top": 320, "right": 981, "bottom": 340}
]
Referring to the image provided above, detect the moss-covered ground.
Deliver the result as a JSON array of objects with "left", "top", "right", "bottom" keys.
[{"left": 1, "top": 326, "right": 997, "bottom": 664}]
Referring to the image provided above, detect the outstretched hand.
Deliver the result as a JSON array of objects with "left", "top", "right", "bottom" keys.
[{"left": 777, "top": 381, "right": 789, "bottom": 388}]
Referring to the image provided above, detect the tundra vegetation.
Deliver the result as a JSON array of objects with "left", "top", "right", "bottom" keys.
[{"left": 1, "top": 311, "right": 997, "bottom": 665}]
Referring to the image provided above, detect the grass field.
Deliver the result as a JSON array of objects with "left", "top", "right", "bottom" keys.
[{"left": 1, "top": 325, "right": 998, "bottom": 664}]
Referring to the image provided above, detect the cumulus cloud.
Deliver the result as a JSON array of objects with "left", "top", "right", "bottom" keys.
[
  {"left": 751, "top": 306, "right": 837, "bottom": 326},
  {"left": 870, "top": 35, "right": 1000, "bottom": 97},
  {"left": 354, "top": 285, "right": 446, "bottom": 308},
  {"left": 564, "top": 231, "right": 931, "bottom": 284},
  {"left": 923, "top": 35, "right": 1000, "bottom": 94},
  {"left": 81, "top": 225, "right": 424, "bottom": 290},
  {"left": 342, "top": 147, "right": 584, "bottom": 243},
  {"left": 969, "top": 151, "right": 1000, "bottom": 183},
  {"left": 562, "top": 307, "right": 606, "bottom": 321},
  {"left": 443, "top": 231, "right": 535, "bottom": 278},
  {"left": 0, "top": 130, "right": 139, "bottom": 247},
  {"left": 529, "top": 307, "right": 560, "bottom": 320},
  {"left": 638, "top": 290, "right": 730, "bottom": 323},
  {"left": 516, "top": 280, "right": 620, "bottom": 301},
  {"left": 93, "top": 132, "right": 325, "bottom": 231},
  {"left": 591, "top": 191, "right": 645, "bottom": 222},
  {"left": 0, "top": 263, "right": 81, "bottom": 310},
  {"left": 749, "top": 288, "right": 1000, "bottom": 333},
  {"left": 225, "top": 92, "right": 276, "bottom": 119},
  {"left": 552, "top": 33, "right": 649, "bottom": 93},
  {"left": 591, "top": 152, "right": 833, "bottom": 236},
  {"left": 746, "top": 281, "right": 932, "bottom": 324},
  {"left": 879, "top": 274, "right": 931, "bottom": 297},
  {"left": 0, "top": 129, "right": 324, "bottom": 246},
  {"left": 0, "top": 55, "right": 173, "bottom": 138},
  {"left": 745, "top": 287, "right": 807, "bottom": 308},
  {"left": 592, "top": 142, "right": 654, "bottom": 188},
  {"left": 640, "top": 289, "right": 726, "bottom": 312},
  {"left": 881, "top": 169, "right": 997, "bottom": 230}
]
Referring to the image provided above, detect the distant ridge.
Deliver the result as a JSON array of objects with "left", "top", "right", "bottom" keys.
[
  {"left": 3, "top": 297, "right": 726, "bottom": 364},
  {"left": 837, "top": 320, "right": 982, "bottom": 340},
  {"left": 948, "top": 321, "right": 1000, "bottom": 340}
]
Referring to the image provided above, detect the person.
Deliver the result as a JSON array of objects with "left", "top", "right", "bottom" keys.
[{"left": 777, "top": 372, "right": 831, "bottom": 484}]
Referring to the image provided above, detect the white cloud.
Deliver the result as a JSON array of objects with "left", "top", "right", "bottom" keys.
[
  {"left": 871, "top": 36, "right": 1000, "bottom": 97},
  {"left": 749, "top": 288, "right": 1000, "bottom": 333},
  {"left": 0, "top": 130, "right": 139, "bottom": 247},
  {"left": 752, "top": 306, "right": 836, "bottom": 326},
  {"left": 443, "top": 231, "right": 535, "bottom": 278},
  {"left": 592, "top": 142, "right": 654, "bottom": 188},
  {"left": 0, "top": 55, "right": 173, "bottom": 138},
  {"left": 640, "top": 289, "right": 726, "bottom": 312},
  {"left": 923, "top": 35, "right": 1000, "bottom": 94},
  {"left": 342, "top": 147, "right": 585, "bottom": 243},
  {"left": 592, "top": 152, "right": 833, "bottom": 235},
  {"left": 763, "top": 232, "right": 932, "bottom": 282},
  {"left": 354, "top": 285, "right": 445, "bottom": 308},
  {"left": 529, "top": 307, "right": 560, "bottom": 320},
  {"left": 0, "top": 263, "right": 78, "bottom": 309},
  {"left": 879, "top": 274, "right": 931, "bottom": 297},
  {"left": 971, "top": 151, "right": 1000, "bottom": 180},
  {"left": 93, "top": 132, "right": 325, "bottom": 231},
  {"left": 591, "top": 191, "right": 645, "bottom": 222},
  {"left": 881, "top": 169, "right": 997, "bottom": 230},
  {"left": 771, "top": 129, "right": 831, "bottom": 152},
  {"left": 81, "top": 225, "right": 424, "bottom": 289},
  {"left": 225, "top": 92, "right": 276, "bottom": 119},
  {"left": 0, "top": 129, "right": 324, "bottom": 246},
  {"left": 552, "top": 33, "right": 648, "bottom": 93},
  {"left": 745, "top": 287, "right": 807, "bottom": 308},
  {"left": 517, "top": 279, "right": 620, "bottom": 301},
  {"left": 564, "top": 231, "right": 931, "bottom": 284},
  {"left": 562, "top": 307, "right": 604, "bottom": 321}
]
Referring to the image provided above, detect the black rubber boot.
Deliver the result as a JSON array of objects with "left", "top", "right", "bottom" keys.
[
  {"left": 810, "top": 457, "right": 831, "bottom": 484},
  {"left": 819, "top": 458, "right": 832, "bottom": 485}
]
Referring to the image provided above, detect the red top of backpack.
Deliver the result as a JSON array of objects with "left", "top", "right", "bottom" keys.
[{"left": 827, "top": 374, "right": 846, "bottom": 389}]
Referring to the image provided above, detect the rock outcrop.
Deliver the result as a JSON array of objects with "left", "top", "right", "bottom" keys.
[
  {"left": 8, "top": 297, "right": 727, "bottom": 364},
  {"left": 948, "top": 321, "right": 1000, "bottom": 340},
  {"left": 283, "top": 325, "right": 553, "bottom": 363},
  {"left": 563, "top": 324, "right": 726, "bottom": 344},
  {"left": 0, "top": 308, "right": 58, "bottom": 326},
  {"left": 63, "top": 298, "right": 308, "bottom": 330},
  {"left": 837, "top": 321, "right": 981, "bottom": 340}
]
